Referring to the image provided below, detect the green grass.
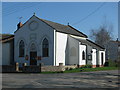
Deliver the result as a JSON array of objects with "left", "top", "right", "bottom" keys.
[
  {"left": 41, "top": 67, "right": 118, "bottom": 74},
  {"left": 64, "top": 67, "right": 118, "bottom": 73}
]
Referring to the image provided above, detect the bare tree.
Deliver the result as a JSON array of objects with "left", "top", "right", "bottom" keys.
[{"left": 90, "top": 23, "right": 113, "bottom": 47}]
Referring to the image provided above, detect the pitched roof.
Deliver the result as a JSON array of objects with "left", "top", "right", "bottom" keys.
[
  {"left": 0, "top": 34, "right": 14, "bottom": 43},
  {"left": 86, "top": 39, "right": 105, "bottom": 50},
  {"left": 36, "top": 15, "right": 88, "bottom": 38},
  {"left": 15, "top": 15, "right": 88, "bottom": 38},
  {"left": 71, "top": 36, "right": 105, "bottom": 50}
]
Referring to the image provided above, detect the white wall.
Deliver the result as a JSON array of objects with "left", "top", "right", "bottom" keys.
[
  {"left": 92, "top": 49, "right": 97, "bottom": 65},
  {"left": 79, "top": 44, "right": 86, "bottom": 65},
  {"left": 2, "top": 43, "right": 10, "bottom": 65},
  {"left": 55, "top": 32, "right": 67, "bottom": 66},
  {"left": 53, "top": 30, "right": 56, "bottom": 66},
  {"left": 14, "top": 16, "right": 55, "bottom": 67},
  {"left": 99, "top": 51, "right": 105, "bottom": 65}
]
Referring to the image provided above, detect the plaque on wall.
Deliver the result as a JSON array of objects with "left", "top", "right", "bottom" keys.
[
  {"left": 36, "top": 56, "right": 41, "bottom": 60},
  {"left": 88, "top": 55, "right": 92, "bottom": 60}
]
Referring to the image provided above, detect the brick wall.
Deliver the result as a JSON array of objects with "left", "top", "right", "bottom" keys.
[
  {"left": 22, "top": 66, "right": 41, "bottom": 73},
  {"left": 2, "top": 64, "right": 78, "bottom": 73},
  {"left": 41, "top": 65, "right": 77, "bottom": 72}
]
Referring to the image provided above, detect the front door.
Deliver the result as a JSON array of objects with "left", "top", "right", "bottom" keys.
[
  {"left": 30, "top": 52, "right": 37, "bottom": 65},
  {"left": 101, "top": 53, "right": 104, "bottom": 65}
]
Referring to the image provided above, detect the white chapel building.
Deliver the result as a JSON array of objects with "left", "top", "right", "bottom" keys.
[{"left": 1, "top": 15, "right": 106, "bottom": 68}]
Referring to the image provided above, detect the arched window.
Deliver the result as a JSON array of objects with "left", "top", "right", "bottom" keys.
[
  {"left": 70, "top": 47, "right": 76, "bottom": 56},
  {"left": 19, "top": 40, "right": 25, "bottom": 57},
  {"left": 42, "top": 38, "right": 49, "bottom": 57},
  {"left": 82, "top": 51, "right": 85, "bottom": 60}
]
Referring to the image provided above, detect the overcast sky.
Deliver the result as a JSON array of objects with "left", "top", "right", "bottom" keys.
[{"left": 2, "top": 2, "right": 118, "bottom": 40}]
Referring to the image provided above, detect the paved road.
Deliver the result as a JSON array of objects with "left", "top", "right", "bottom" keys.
[{"left": 2, "top": 70, "right": 120, "bottom": 88}]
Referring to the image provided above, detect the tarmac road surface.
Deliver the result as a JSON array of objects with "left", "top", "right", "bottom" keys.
[{"left": 1, "top": 70, "right": 120, "bottom": 88}]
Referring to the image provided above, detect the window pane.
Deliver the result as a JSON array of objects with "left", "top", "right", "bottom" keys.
[
  {"left": 19, "top": 40, "right": 25, "bottom": 57},
  {"left": 82, "top": 51, "right": 85, "bottom": 60},
  {"left": 42, "top": 38, "right": 49, "bottom": 57}
]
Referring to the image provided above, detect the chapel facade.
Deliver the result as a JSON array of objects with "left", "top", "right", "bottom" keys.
[{"left": 2, "top": 15, "right": 106, "bottom": 68}]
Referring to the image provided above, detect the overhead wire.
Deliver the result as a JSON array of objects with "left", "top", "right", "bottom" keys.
[
  {"left": 3, "top": 3, "right": 42, "bottom": 16},
  {"left": 3, "top": 3, "right": 36, "bottom": 13},
  {"left": 72, "top": 2, "right": 106, "bottom": 26},
  {"left": 3, "top": 3, "right": 36, "bottom": 15}
]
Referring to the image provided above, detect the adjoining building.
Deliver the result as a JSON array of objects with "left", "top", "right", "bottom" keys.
[
  {"left": 1, "top": 15, "right": 106, "bottom": 68},
  {"left": 105, "top": 39, "right": 120, "bottom": 61},
  {"left": 0, "top": 34, "right": 14, "bottom": 66}
]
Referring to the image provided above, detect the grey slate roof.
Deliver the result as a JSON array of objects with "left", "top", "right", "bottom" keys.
[
  {"left": 15, "top": 15, "right": 88, "bottom": 38},
  {"left": 35, "top": 16, "right": 88, "bottom": 38},
  {"left": 0, "top": 34, "right": 14, "bottom": 43},
  {"left": 0, "top": 34, "right": 14, "bottom": 40},
  {"left": 72, "top": 36, "right": 105, "bottom": 50}
]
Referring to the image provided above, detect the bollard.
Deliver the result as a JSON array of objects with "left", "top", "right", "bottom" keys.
[
  {"left": 23, "top": 63, "right": 27, "bottom": 67},
  {"left": 15, "top": 62, "right": 19, "bottom": 72}
]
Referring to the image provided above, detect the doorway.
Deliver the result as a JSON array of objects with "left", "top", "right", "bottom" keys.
[
  {"left": 30, "top": 43, "right": 37, "bottom": 66},
  {"left": 101, "top": 53, "right": 104, "bottom": 65},
  {"left": 30, "top": 52, "right": 37, "bottom": 65}
]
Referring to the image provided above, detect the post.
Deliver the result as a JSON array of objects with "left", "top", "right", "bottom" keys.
[
  {"left": 15, "top": 62, "right": 19, "bottom": 72},
  {"left": 23, "top": 63, "right": 27, "bottom": 67}
]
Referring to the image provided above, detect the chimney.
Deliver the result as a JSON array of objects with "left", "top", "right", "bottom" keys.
[{"left": 17, "top": 22, "right": 23, "bottom": 29}]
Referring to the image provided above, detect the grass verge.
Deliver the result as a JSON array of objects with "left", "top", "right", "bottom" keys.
[
  {"left": 41, "top": 67, "right": 118, "bottom": 74},
  {"left": 64, "top": 67, "right": 118, "bottom": 73}
]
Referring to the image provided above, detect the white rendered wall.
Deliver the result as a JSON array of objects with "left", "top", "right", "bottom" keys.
[
  {"left": 79, "top": 44, "right": 86, "bottom": 65},
  {"left": 14, "top": 16, "right": 54, "bottom": 67},
  {"left": 2, "top": 43, "right": 10, "bottom": 65},
  {"left": 92, "top": 49, "right": 97, "bottom": 65},
  {"left": 56, "top": 32, "right": 67, "bottom": 66},
  {"left": 99, "top": 51, "right": 105, "bottom": 65},
  {"left": 53, "top": 30, "right": 56, "bottom": 66}
]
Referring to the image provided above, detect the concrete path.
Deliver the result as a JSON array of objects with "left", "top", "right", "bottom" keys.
[{"left": 2, "top": 70, "right": 119, "bottom": 88}]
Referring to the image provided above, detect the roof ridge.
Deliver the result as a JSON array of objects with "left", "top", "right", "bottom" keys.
[
  {"left": 15, "top": 15, "right": 88, "bottom": 38},
  {"left": 39, "top": 18, "right": 67, "bottom": 27},
  {"left": 86, "top": 39, "right": 105, "bottom": 49},
  {"left": 35, "top": 16, "right": 87, "bottom": 38},
  {"left": 67, "top": 25, "right": 88, "bottom": 38}
]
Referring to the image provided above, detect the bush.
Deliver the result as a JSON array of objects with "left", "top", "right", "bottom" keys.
[
  {"left": 108, "top": 60, "right": 118, "bottom": 67},
  {"left": 81, "top": 65, "right": 92, "bottom": 68},
  {"left": 69, "top": 68, "right": 73, "bottom": 70},
  {"left": 104, "top": 62, "right": 109, "bottom": 66}
]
